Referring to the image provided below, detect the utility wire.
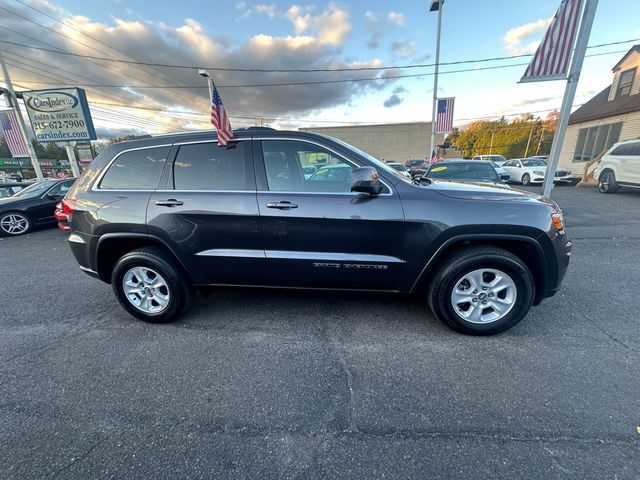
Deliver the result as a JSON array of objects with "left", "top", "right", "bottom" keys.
[
  {"left": 0, "top": 37, "right": 637, "bottom": 72},
  {"left": 5, "top": 48, "right": 629, "bottom": 89},
  {"left": 11, "top": 0, "right": 200, "bottom": 95}
]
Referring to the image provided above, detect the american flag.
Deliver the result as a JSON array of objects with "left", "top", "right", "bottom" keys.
[
  {"left": 430, "top": 150, "right": 439, "bottom": 163},
  {"left": 435, "top": 97, "right": 455, "bottom": 133},
  {"left": 520, "top": 0, "right": 583, "bottom": 82},
  {"left": 0, "top": 110, "right": 30, "bottom": 157},
  {"left": 209, "top": 79, "right": 233, "bottom": 146}
]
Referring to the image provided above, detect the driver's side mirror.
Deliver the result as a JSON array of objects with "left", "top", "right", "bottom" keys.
[
  {"left": 500, "top": 174, "right": 510, "bottom": 182},
  {"left": 351, "top": 167, "right": 383, "bottom": 195}
]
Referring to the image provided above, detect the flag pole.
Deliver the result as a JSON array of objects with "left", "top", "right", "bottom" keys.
[
  {"left": 429, "top": 0, "right": 443, "bottom": 162},
  {"left": 541, "top": 0, "right": 598, "bottom": 198},
  {"left": 0, "top": 50, "right": 44, "bottom": 181}
]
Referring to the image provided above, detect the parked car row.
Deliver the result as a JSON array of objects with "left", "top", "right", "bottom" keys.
[
  {"left": 0, "top": 179, "right": 75, "bottom": 236},
  {"left": 596, "top": 138, "right": 640, "bottom": 194}
]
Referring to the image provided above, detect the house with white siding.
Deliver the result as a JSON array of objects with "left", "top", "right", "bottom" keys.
[{"left": 558, "top": 45, "right": 640, "bottom": 170}]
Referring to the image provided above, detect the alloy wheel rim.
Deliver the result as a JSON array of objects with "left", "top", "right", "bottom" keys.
[
  {"left": 0, "top": 214, "right": 29, "bottom": 235},
  {"left": 599, "top": 174, "right": 610, "bottom": 192},
  {"left": 450, "top": 268, "right": 517, "bottom": 324},
  {"left": 122, "top": 267, "right": 170, "bottom": 314}
]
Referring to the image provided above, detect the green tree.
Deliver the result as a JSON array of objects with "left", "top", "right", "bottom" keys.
[
  {"left": 0, "top": 137, "right": 11, "bottom": 158},
  {"left": 44, "top": 142, "right": 68, "bottom": 160}
]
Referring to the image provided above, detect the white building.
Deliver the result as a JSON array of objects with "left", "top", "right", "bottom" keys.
[{"left": 559, "top": 45, "right": 640, "bottom": 169}]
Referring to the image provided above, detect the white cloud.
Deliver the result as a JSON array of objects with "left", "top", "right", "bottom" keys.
[
  {"left": 365, "top": 10, "right": 406, "bottom": 49},
  {"left": 255, "top": 4, "right": 276, "bottom": 19},
  {"left": 0, "top": 1, "right": 385, "bottom": 137},
  {"left": 286, "top": 3, "right": 350, "bottom": 46},
  {"left": 390, "top": 40, "right": 416, "bottom": 57},
  {"left": 504, "top": 18, "right": 552, "bottom": 54},
  {"left": 387, "top": 12, "right": 405, "bottom": 27}
]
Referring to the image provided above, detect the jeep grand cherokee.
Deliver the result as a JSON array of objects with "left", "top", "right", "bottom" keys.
[{"left": 62, "top": 128, "right": 571, "bottom": 335}]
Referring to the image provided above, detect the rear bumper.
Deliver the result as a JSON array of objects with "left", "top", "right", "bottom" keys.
[{"left": 67, "top": 231, "right": 100, "bottom": 278}]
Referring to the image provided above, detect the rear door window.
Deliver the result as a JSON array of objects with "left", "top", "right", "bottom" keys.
[
  {"left": 100, "top": 147, "right": 169, "bottom": 190},
  {"left": 172, "top": 142, "right": 251, "bottom": 190}
]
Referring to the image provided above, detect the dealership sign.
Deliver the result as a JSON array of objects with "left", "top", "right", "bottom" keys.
[{"left": 23, "top": 88, "right": 96, "bottom": 143}]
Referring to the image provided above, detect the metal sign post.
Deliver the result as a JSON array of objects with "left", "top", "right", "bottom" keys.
[
  {"left": 64, "top": 143, "right": 80, "bottom": 178},
  {"left": 0, "top": 50, "right": 44, "bottom": 181},
  {"left": 541, "top": 0, "right": 598, "bottom": 198}
]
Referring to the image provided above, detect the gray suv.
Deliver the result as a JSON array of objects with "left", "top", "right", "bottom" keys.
[{"left": 62, "top": 128, "right": 571, "bottom": 335}]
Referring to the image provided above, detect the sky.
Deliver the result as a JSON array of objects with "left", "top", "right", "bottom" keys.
[{"left": 0, "top": 0, "right": 639, "bottom": 138}]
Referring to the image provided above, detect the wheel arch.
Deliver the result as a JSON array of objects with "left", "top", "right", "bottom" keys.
[
  {"left": 411, "top": 234, "right": 549, "bottom": 306},
  {"left": 95, "top": 233, "right": 192, "bottom": 284}
]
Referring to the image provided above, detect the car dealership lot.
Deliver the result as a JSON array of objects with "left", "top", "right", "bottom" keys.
[{"left": 1, "top": 186, "right": 639, "bottom": 479}]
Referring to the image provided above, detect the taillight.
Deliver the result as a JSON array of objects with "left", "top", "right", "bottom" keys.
[
  {"left": 62, "top": 199, "right": 76, "bottom": 215},
  {"left": 56, "top": 199, "right": 76, "bottom": 231}
]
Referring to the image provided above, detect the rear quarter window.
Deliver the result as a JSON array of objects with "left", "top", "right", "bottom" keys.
[{"left": 99, "top": 147, "right": 170, "bottom": 190}]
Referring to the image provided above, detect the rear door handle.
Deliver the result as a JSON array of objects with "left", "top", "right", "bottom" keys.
[
  {"left": 155, "top": 199, "right": 184, "bottom": 207},
  {"left": 266, "top": 201, "right": 298, "bottom": 210}
]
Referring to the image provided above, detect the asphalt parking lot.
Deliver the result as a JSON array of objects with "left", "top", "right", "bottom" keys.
[{"left": 1, "top": 184, "right": 639, "bottom": 479}]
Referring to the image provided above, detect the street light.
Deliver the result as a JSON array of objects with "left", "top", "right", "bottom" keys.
[
  {"left": 428, "top": 0, "right": 443, "bottom": 162},
  {"left": 198, "top": 69, "right": 213, "bottom": 111}
]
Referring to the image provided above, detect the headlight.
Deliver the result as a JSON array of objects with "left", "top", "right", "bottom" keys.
[{"left": 533, "top": 170, "right": 545, "bottom": 176}]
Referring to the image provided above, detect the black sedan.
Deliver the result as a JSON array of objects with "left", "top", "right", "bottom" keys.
[
  {"left": 423, "top": 159, "right": 511, "bottom": 187},
  {"left": 0, "top": 182, "right": 31, "bottom": 198},
  {"left": 0, "top": 179, "right": 75, "bottom": 236}
]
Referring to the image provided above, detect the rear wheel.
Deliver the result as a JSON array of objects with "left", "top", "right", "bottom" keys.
[
  {"left": 111, "top": 246, "right": 193, "bottom": 323},
  {"left": 0, "top": 212, "right": 31, "bottom": 236},
  {"left": 598, "top": 170, "right": 619, "bottom": 193},
  {"left": 427, "top": 247, "right": 535, "bottom": 335},
  {"left": 521, "top": 173, "right": 531, "bottom": 186}
]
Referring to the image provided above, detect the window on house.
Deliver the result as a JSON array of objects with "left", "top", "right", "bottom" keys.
[
  {"left": 616, "top": 68, "right": 636, "bottom": 97},
  {"left": 572, "top": 122, "right": 622, "bottom": 162}
]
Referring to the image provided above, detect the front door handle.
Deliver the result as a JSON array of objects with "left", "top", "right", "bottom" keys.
[
  {"left": 155, "top": 199, "right": 184, "bottom": 207},
  {"left": 266, "top": 201, "right": 298, "bottom": 210}
]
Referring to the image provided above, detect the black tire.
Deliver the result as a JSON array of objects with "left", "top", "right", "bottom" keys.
[
  {"left": 598, "top": 170, "right": 619, "bottom": 194},
  {"left": 427, "top": 246, "right": 535, "bottom": 335},
  {"left": 111, "top": 246, "right": 194, "bottom": 323},
  {"left": 521, "top": 173, "right": 531, "bottom": 186},
  {"left": 0, "top": 211, "right": 32, "bottom": 236}
]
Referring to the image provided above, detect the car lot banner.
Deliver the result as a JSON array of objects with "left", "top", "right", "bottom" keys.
[{"left": 23, "top": 88, "right": 97, "bottom": 143}]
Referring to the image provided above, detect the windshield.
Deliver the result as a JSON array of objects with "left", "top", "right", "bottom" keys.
[
  {"left": 327, "top": 136, "right": 412, "bottom": 182},
  {"left": 426, "top": 163, "right": 500, "bottom": 183},
  {"left": 389, "top": 163, "right": 407, "bottom": 172},
  {"left": 521, "top": 158, "right": 547, "bottom": 167},
  {"left": 11, "top": 181, "right": 57, "bottom": 198},
  {"left": 486, "top": 155, "right": 506, "bottom": 162}
]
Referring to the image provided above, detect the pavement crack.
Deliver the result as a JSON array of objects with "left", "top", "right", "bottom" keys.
[
  {"left": 49, "top": 438, "right": 104, "bottom": 480},
  {"left": 580, "top": 312, "right": 640, "bottom": 355}
]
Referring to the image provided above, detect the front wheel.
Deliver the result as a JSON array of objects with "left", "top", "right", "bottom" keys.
[
  {"left": 111, "top": 247, "right": 193, "bottom": 323},
  {"left": 521, "top": 173, "right": 531, "bottom": 186},
  {"left": 598, "top": 171, "right": 619, "bottom": 193},
  {"left": 427, "top": 247, "right": 535, "bottom": 335}
]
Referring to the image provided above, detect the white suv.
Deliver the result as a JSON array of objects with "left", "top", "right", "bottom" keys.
[{"left": 596, "top": 139, "right": 640, "bottom": 193}]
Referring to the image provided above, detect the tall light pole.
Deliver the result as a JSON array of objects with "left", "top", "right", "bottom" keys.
[{"left": 429, "top": 0, "right": 444, "bottom": 161}]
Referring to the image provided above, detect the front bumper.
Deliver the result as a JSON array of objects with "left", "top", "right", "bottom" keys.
[{"left": 553, "top": 175, "right": 579, "bottom": 184}]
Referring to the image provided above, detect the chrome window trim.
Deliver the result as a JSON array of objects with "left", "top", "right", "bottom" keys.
[
  {"left": 254, "top": 136, "right": 394, "bottom": 197},
  {"left": 154, "top": 189, "right": 256, "bottom": 194},
  {"left": 172, "top": 138, "right": 251, "bottom": 146},
  {"left": 92, "top": 144, "right": 172, "bottom": 192}
]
